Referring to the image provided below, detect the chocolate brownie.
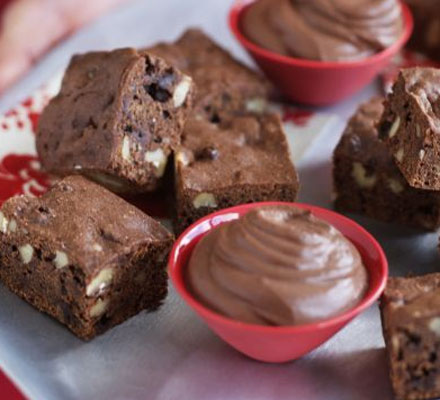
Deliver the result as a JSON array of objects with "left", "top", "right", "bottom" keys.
[
  {"left": 0, "top": 176, "right": 173, "bottom": 340},
  {"left": 379, "top": 67, "right": 440, "bottom": 190},
  {"left": 174, "top": 113, "right": 299, "bottom": 234},
  {"left": 405, "top": 0, "right": 440, "bottom": 61},
  {"left": 147, "top": 29, "right": 272, "bottom": 121},
  {"left": 334, "top": 96, "right": 440, "bottom": 230},
  {"left": 380, "top": 274, "right": 440, "bottom": 400},
  {"left": 37, "top": 48, "right": 195, "bottom": 194}
]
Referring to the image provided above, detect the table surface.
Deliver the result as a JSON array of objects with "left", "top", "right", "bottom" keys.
[{"left": 0, "top": 1, "right": 423, "bottom": 400}]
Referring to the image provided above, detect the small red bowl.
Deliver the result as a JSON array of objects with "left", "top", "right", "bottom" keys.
[
  {"left": 168, "top": 202, "right": 388, "bottom": 363},
  {"left": 228, "top": 0, "right": 413, "bottom": 106}
]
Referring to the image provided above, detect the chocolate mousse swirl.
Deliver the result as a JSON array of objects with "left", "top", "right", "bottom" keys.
[
  {"left": 187, "top": 206, "right": 368, "bottom": 326},
  {"left": 242, "top": 0, "right": 404, "bottom": 62}
]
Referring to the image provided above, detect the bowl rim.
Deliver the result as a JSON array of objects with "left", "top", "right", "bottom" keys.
[
  {"left": 168, "top": 201, "right": 389, "bottom": 334},
  {"left": 228, "top": 0, "right": 413, "bottom": 70}
]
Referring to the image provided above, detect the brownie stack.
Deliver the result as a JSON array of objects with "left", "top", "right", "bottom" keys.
[
  {"left": 333, "top": 67, "right": 440, "bottom": 400},
  {"left": 147, "top": 29, "right": 299, "bottom": 233},
  {"left": 0, "top": 28, "right": 299, "bottom": 340},
  {"left": 333, "top": 68, "right": 440, "bottom": 231}
]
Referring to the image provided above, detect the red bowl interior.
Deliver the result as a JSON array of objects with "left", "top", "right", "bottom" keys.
[
  {"left": 228, "top": 0, "right": 413, "bottom": 105},
  {"left": 169, "top": 202, "right": 388, "bottom": 363}
]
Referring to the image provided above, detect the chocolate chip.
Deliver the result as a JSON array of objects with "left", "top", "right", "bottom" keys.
[
  {"left": 145, "top": 59, "right": 155, "bottom": 75},
  {"left": 99, "top": 228, "right": 122, "bottom": 244},
  {"left": 144, "top": 83, "right": 171, "bottom": 102},
  {"left": 43, "top": 254, "right": 56, "bottom": 262},
  {"left": 196, "top": 146, "right": 219, "bottom": 161},
  {"left": 378, "top": 120, "right": 392, "bottom": 140},
  {"left": 210, "top": 113, "right": 221, "bottom": 124},
  {"left": 38, "top": 206, "right": 49, "bottom": 214},
  {"left": 59, "top": 301, "right": 77, "bottom": 325},
  {"left": 87, "top": 117, "right": 98, "bottom": 130}
]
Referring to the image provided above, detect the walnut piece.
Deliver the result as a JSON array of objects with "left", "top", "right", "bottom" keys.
[
  {"left": 416, "top": 125, "right": 421, "bottom": 138},
  {"left": 144, "top": 148, "right": 167, "bottom": 177},
  {"left": 175, "top": 151, "right": 191, "bottom": 167},
  {"left": 391, "top": 334, "right": 400, "bottom": 352},
  {"left": 54, "top": 250, "right": 69, "bottom": 269},
  {"left": 87, "top": 172, "right": 128, "bottom": 193},
  {"left": 193, "top": 193, "right": 218, "bottom": 209},
  {"left": 429, "top": 317, "right": 440, "bottom": 336},
  {"left": 92, "top": 243, "right": 103, "bottom": 252},
  {"left": 388, "top": 116, "right": 400, "bottom": 138},
  {"left": 245, "top": 97, "right": 266, "bottom": 113},
  {"left": 394, "top": 148, "right": 404, "bottom": 163},
  {"left": 173, "top": 75, "right": 192, "bottom": 108},
  {"left": 86, "top": 268, "right": 114, "bottom": 297},
  {"left": 121, "top": 136, "right": 131, "bottom": 162},
  {"left": 0, "top": 211, "right": 8, "bottom": 233},
  {"left": 351, "top": 162, "right": 376, "bottom": 189},
  {"left": 8, "top": 218, "right": 17, "bottom": 233},
  {"left": 90, "top": 298, "right": 109, "bottom": 318},
  {"left": 19, "top": 244, "right": 34, "bottom": 264},
  {"left": 387, "top": 178, "right": 404, "bottom": 194}
]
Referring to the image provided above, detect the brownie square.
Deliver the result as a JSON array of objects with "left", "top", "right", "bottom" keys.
[
  {"left": 147, "top": 28, "right": 272, "bottom": 121},
  {"left": 37, "top": 48, "right": 195, "bottom": 194},
  {"left": 378, "top": 67, "right": 440, "bottom": 190},
  {"left": 174, "top": 113, "right": 299, "bottom": 234},
  {"left": 334, "top": 96, "right": 440, "bottom": 230},
  {"left": 380, "top": 274, "right": 440, "bottom": 400},
  {"left": 405, "top": 0, "right": 440, "bottom": 61},
  {"left": 0, "top": 176, "right": 174, "bottom": 340}
]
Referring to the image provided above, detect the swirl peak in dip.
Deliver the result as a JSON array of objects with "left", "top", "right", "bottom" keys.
[
  {"left": 241, "top": 0, "right": 404, "bottom": 62},
  {"left": 187, "top": 205, "right": 368, "bottom": 326}
]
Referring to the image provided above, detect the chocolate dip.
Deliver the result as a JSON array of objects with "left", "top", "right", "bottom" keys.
[
  {"left": 241, "top": 0, "right": 404, "bottom": 62},
  {"left": 187, "top": 205, "right": 368, "bottom": 326}
]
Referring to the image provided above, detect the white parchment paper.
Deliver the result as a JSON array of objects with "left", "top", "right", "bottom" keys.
[{"left": 1, "top": 1, "right": 437, "bottom": 400}]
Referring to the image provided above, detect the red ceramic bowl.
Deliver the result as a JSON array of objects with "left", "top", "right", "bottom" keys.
[
  {"left": 169, "top": 202, "right": 388, "bottom": 363},
  {"left": 228, "top": 0, "right": 413, "bottom": 105}
]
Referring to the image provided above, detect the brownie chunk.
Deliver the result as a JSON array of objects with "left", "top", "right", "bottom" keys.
[
  {"left": 405, "top": 0, "right": 440, "bottom": 61},
  {"left": 147, "top": 29, "right": 272, "bottom": 121},
  {"left": 174, "top": 113, "right": 299, "bottom": 234},
  {"left": 0, "top": 176, "right": 173, "bottom": 340},
  {"left": 379, "top": 67, "right": 440, "bottom": 190},
  {"left": 334, "top": 96, "right": 440, "bottom": 230},
  {"left": 380, "top": 274, "right": 440, "bottom": 400},
  {"left": 37, "top": 49, "right": 195, "bottom": 194}
]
